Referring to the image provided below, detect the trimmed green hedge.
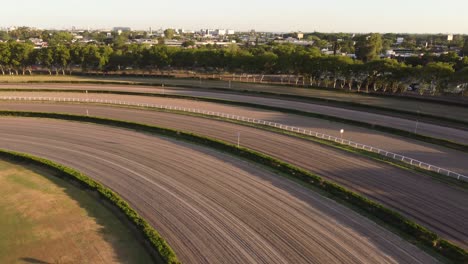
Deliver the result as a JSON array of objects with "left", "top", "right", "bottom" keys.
[
  {"left": 0, "top": 149, "right": 180, "bottom": 264},
  {"left": 1, "top": 110, "right": 467, "bottom": 263}
]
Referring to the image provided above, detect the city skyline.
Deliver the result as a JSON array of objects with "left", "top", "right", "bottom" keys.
[{"left": 1, "top": 0, "right": 467, "bottom": 34}]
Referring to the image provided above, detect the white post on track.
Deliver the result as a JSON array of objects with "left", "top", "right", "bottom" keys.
[
  {"left": 85, "top": 90, "right": 89, "bottom": 116},
  {"left": 414, "top": 110, "right": 420, "bottom": 133},
  {"left": 237, "top": 132, "right": 240, "bottom": 148}
]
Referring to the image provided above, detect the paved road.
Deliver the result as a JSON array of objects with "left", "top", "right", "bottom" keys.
[
  {"left": 1, "top": 103, "right": 467, "bottom": 250},
  {"left": 0, "top": 118, "right": 438, "bottom": 264},
  {"left": 0, "top": 84, "right": 466, "bottom": 145},
  {"left": 1, "top": 92, "right": 468, "bottom": 176}
]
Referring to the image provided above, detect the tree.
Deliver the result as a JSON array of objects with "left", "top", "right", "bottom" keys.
[
  {"left": 38, "top": 47, "right": 54, "bottom": 74},
  {"left": 113, "top": 34, "right": 128, "bottom": 49},
  {"left": 254, "top": 51, "right": 278, "bottom": 73},
  {"left": 421, "top": 62, "right": 455, "bottom": 95},
  {"left": 355, "top": 33, "right": 383, "bottom": 62},
  {"left": 451, "top": 67, "right": 468, "bottom": 96},
  {"left": 48, "top": 32, "right": 73, "bottom": 45},
  {"left": 319, "top": 56, "right": 354, "bottom": 88},
  {"left": 51, "top": 44, "right": 71, "bottom": 75},
  {"left": 98, "top": 46, "right": 114, "bottom": 70},
  {"left": 164, "top": 29, "right": 175, "bottom": 39},
  {"left": 145, "top": 45, "right": 171, "bottom": 70},
  {"left": 339, "top": 40, "right": 355, "bottom": 54},
  {"left": 8, "top": 41, "right": 34, "bottom": 75},
  {"left": 462, "top": 38, "right": 468, "bottom": 57},
  {"left": 0, "top": 42, "right": 10, "bottom": 75},
  {"left": 181, "top": 40, "right": 196, "bottom": 48},
  {"left": 0, "top": 31, "right": 10, "bottom": 41}
]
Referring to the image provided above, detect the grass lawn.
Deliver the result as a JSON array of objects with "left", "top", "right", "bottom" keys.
[{"left": 0, "top": 159, "right": 153, "bottom": 264}]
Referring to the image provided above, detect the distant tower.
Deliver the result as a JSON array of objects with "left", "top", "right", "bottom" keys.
[{"left": 150, "top": 27, "right": 153, "bottom": 35}]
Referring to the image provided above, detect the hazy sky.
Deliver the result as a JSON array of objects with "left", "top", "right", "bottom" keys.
[{"left": 2, "top": 0, "right": 467, "bottom": 33}]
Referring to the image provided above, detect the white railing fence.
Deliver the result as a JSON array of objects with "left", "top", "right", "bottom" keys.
[{"left": 2, "top": 96, "right": 467, "bottom": 182}]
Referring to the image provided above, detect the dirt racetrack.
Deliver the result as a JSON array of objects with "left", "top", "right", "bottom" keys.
[
  {"left": 0, "top": 118, "right": 438, "bottom": 264},
  {"left": 0, "top": 103, "right": 467, "bottom": 250},
  {"left": 1, "top": 92, "right": 468, "bottom": 176},
  {"left": 0, "top": 84, "right": 466, "bottom": 145}
]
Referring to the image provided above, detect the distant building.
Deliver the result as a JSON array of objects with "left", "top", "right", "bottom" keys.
[
  {"left": 227, "top": 29, "right": 235, "bottom": 35},
  {"left": 396, "top": 37, "right": 404, "bottom": 44},
  {"left": 447, "top": 34, "right": 454, "bottom": 41},
  {"left": 274, "top": 37, "right": 314, "bottom": 46},
  {"left": 215, "top": 29, "right": 226, "bottom": 36},
  {"left": 113, "top": 27, "right": 131, "bottom": 32},
  {"left": 295, "top": 32, "right": 304, "bottom": 40}
]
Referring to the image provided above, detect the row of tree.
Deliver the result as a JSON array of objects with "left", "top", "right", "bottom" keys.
[{"left": 0, "top": 40, "right": 467, "bottom": 94}]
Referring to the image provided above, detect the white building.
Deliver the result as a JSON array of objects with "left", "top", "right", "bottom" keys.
[
  {"left": 215, "top": 29, "right": 226, "bottom": 36},
  {"left": 227, "top": 29, "right": 235, "bottom": 35}
]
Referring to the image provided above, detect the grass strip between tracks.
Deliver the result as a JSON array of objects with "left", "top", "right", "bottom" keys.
[
  {"left": 1, "top": 88, "right": 467, "bottom": 152},
  {"left": 0, "top": 148, "right": 180, "bottom": 264},
  {"left": 0, "top": 110, "right": 466, "bottom": 263}
]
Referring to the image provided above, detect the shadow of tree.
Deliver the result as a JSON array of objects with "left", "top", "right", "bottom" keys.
[{"left": 19, "top": 258, "right": 50, "bottom": 264}]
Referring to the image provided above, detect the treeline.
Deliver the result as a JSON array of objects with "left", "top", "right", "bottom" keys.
[{"left": 0, "top": 40, "right": 467, "bottom": 94}]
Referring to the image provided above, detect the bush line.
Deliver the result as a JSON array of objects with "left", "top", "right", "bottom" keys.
[
  {"left": 0, "top": 148, "right": 180, "bottom": 264},
  {"left": 3, "top": 87, "right": 467, "bottom": 152},
  {"left": 1, "top": 110, "right": 466, "bottom": 263}
]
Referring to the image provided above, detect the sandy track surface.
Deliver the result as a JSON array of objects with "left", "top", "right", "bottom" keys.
[
  {"left": 1, "top": 92, "right": 467, "bottom": 176},
  {"left": 1, "top": 103, "right": 467, "bottom": 249},
  {"left": 0, "top": 84, "right": 466, "bottom": 145},
  {"left": 1, "top": 79, "right": 466, "bottom": 122},
  {"left": 0, "top": 118, "right": 438, "bottom": 264}
]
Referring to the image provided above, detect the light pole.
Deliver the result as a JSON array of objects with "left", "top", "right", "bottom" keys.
[
  {"left": 340, "top": 129, "right": 344, "bottom": 142},
  {"left": 237, "top": 132, "right": 240, "bottom": 147}
]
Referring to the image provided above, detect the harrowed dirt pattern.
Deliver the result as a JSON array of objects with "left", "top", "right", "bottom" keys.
[{"left": 0, "top": 118, "right": 439, "bottom": 264}]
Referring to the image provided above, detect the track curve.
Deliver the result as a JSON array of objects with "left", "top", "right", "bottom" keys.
[
  {"left": 0, "top": 118, "right": 438, "bottom": 264},
  {"left": 1, "top": 92, "right": 468, "bottom": 176},
  {"left": 1, "top": 83, "right": 466, "bottom": 144},
  {"left": 0, "top": 103, "right": 467, "bottom": 250}
]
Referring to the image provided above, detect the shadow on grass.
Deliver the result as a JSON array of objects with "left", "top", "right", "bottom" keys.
[{"left": 9, "top": 160, "right": 154, "bottom": 264}]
